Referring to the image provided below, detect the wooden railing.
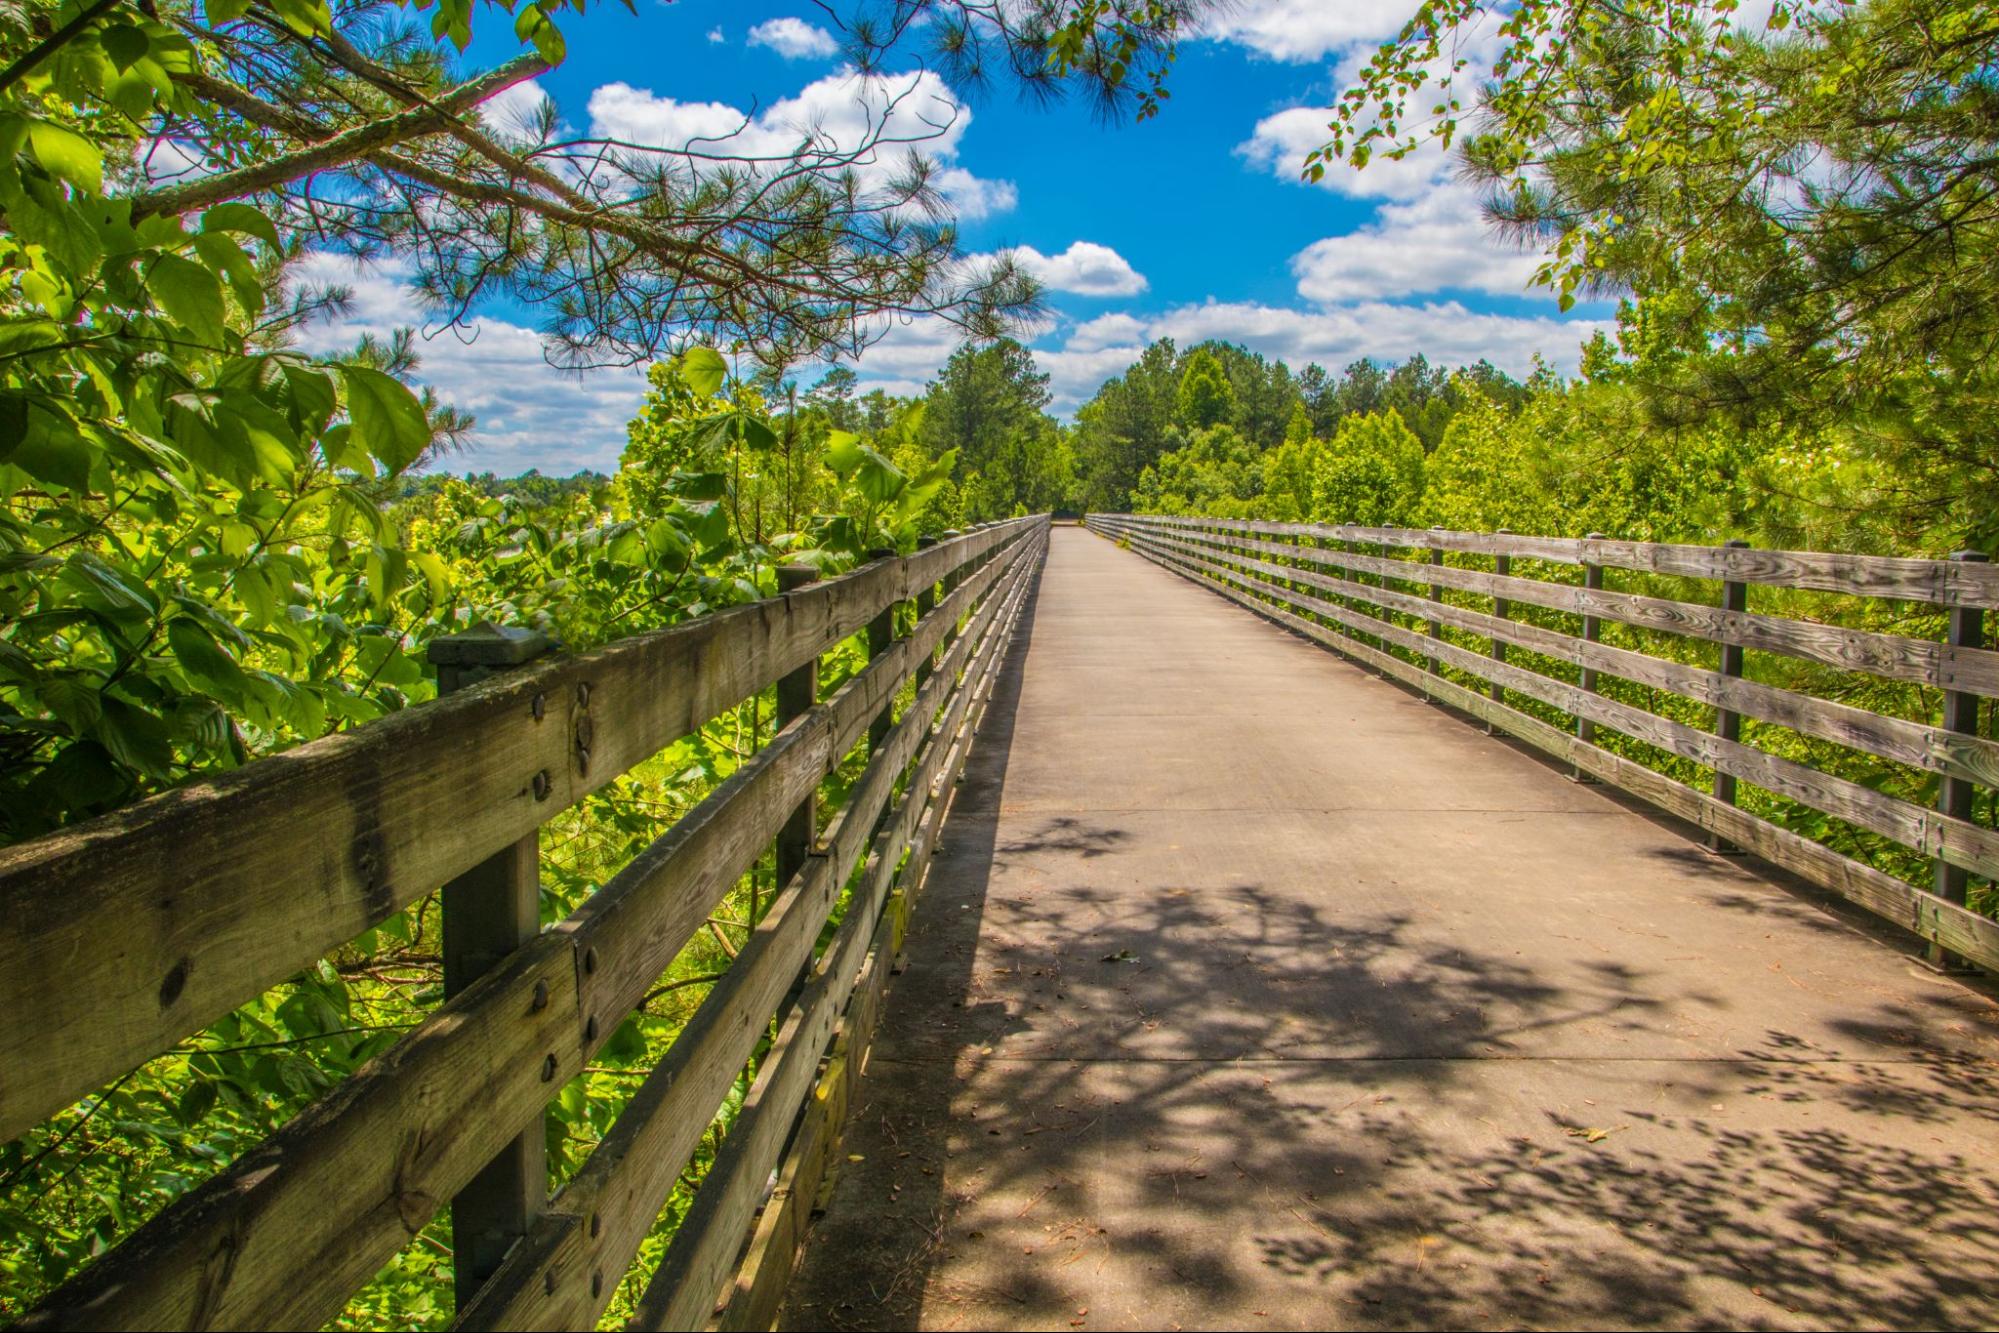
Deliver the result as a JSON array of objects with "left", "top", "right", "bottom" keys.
[
  {"left": 1088, "top": 513, "right": 1999, "bottom": 973},
  {"left": 4, "top": 515, "right": 1049, "bottom": 1330}
]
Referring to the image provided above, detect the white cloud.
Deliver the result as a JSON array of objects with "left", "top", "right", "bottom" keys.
[
  {"left": 843, "top": 314, "right": 968, "bottom": 388},
  {"left": 706, "top": 27, "right": 724, "bottom": 44},
  {"left": 934, "top": 166, "right": 1017, "bottom": 221},
  {"left": 586, "top": 69, "right": 1015, "bottom": 220},
  {"left": 478, "top": 78, "right": 551, "bottom": 143},
  {"left": 290, "top": 255, "right": 646, "bottom": 475},
  {"left": 1202, "top": 0, "right": 1413, "bottom": 61},
  {"left": 1066, "top": 312, "right": 1148, "bottom": 352},
  {"left": 1237, "top": 104, "right": 1450, "bottom": 201},
  {"left": 1008, "top": 241, "right": 1149, "bottom": 297},
  {"left": 746, "top": 17, "right": 839, "bottom": 60},
  {"left": 1289, "top": 184, "right": 1544, "bottom": 303}
]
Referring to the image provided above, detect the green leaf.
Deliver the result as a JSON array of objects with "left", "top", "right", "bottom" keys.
[
  {"left": 200, "top": 202, "right": 280, "bottom": 250},
  {"left": 340, "top": 366, "right": 430, "bottom": 473},
  {"left": 677, "top": 347, "right": 728, "bottom": 398},
  {"left": 206, "top": 0, "right": 252, "bottom": 21},
  {"left": 95, "top": 697, "right": 175, "bottom": 778},
  {"left": 27, "top": 120, "right": 102, "bottom": 195},
  {"left": 824, "top": 429, "right": 863, "bottom": 477},
  {"left": 169, "top": 617, "right": 251, "bottom": 695},
  {"left": 150, "top": 253, "right": 226, "bottom": 345},
  {"left": 101, "top": 24, "right": 150, "bottom": 71}
]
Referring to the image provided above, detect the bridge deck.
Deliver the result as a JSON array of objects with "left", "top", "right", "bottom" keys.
[{"left": 781, "top": 525, "right": 1999, "bottom": 1331}]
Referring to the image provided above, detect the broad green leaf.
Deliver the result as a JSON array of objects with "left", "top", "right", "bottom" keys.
[
  {"left": 340, "top": 366, "right": 430, "bottom": 473},
  {"left": 27, "top": 120, "right": 102, "bottom": 194},
  {"left": 824, "top": 429, "right": 864, "bottom": 476},
  {"left": 149, "top": 253, "right": 227, "bottom": 345},
  {"left": 168, "top": 617, "right": 251, "bottom": 695},
  {"left": 101, "top": 24, "right": 150, "bottom": 71},
  {"left": 677, "top": 347, "right": 728, "bottom": 398},
  {"left": 200, "top": 202, "right": 280, "bottom": 250}
]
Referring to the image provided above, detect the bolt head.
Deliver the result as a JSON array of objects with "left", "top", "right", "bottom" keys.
[
  {"left": 576, "top": 681, "right": 591, "bottom": 707},
  {"left": 531, "top": 692, "right": 546, "bottom": 721},
  {"left": 540, "top": 1053, "right": 557, "bottom": 1082},
  {"left": 531, "top": 980, "right": 549, "bottom": 1012}
]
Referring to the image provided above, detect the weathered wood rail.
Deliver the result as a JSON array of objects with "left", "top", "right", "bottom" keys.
[
  {"left": 1087, "top": 513, "right": 1999, "bottom": 972},
  {"left": 3, "top": 515, "right": 1048, "bottom": 1330}
]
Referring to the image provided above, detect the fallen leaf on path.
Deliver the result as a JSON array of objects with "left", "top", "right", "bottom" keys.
[{"left": 1564, "top": 1125, "right": 1625, "bottom": 1143}]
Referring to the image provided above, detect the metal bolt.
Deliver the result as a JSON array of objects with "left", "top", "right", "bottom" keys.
[
  {"left": 532, "top": 769, "right": 552, "bottom": 801},
  {"left": 540, "top": 1053, "right": 557, "bottom": 1082},
  {"left": 584, "top": 946, "right": 598, "bottom": 974},
  {"left": 576, "top": 745, "right": 591, "bottom": 776},
  {"left": 531, "top": 692, "right": 546, "bottom": 721},
  {"left": 591, "top": 1272, "right": 603, "bottom": 1299},
  {"left": 589, "top": 1213, "right": 601, "bottom": 1239},
  {"left": 585, "top": 1014, "right": 599, "bottom": 1041},
  {"left": 544, "top": 1272, "right": 556, "bottom": 1296},
  {"left": 576, "top": 681, "right": 591, "bottom": 708},
  {"left": 531, "top": 980, "right": 549, "bottom": 1012}
]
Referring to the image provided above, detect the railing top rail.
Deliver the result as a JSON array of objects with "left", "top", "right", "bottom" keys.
[
  {"left": 1129, "top": 514, "right": 1999, "bottom": 609},
  {"left": 0, "top": 518, "right": 1043, "bottom": 1146}
]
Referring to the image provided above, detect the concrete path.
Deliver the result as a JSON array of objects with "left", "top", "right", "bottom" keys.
[{"left": 781, "top": 525, "right": 1999, "bottom": 1331}]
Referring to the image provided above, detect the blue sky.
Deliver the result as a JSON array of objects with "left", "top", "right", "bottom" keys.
[{"left": 296, "top": 1, "right": 1613, "bottom": 475}]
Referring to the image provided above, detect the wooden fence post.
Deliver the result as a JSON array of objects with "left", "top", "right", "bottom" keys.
[
  {"left": 426, "top": 623, "right": 555, "bottom": 1310},
  {"left": 1933, "top": 549, "right": 1989, "bottom": 968},
  {"left": 865, "top": 548, "right": 898, "bottom": 758},
  {"left": 914, "top": 535, "right": 939, "bottom": 692},
  {"left": 1572, "top": 533, "right": 1605, "bottom": 781},
  {"left": 1425, "top": 532, "right": 1444, "bottom": 694},
  {"left": 1708, "top": 539, "right": 1751, "bottom": 853},
  {"left": 1488, "top": 530, "right": 1512, "bottom": 733},
  {"left": 775, "top": 564, "right": 820, "bottom": 890}
]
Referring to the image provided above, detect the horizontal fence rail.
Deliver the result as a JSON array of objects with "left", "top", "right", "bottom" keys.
[
  {"left": 1088, "top": 513, "right": 1999, "bottom": 973},
  {"left": 11, "top": 516, "right": 1050, "bottom": 1330}
]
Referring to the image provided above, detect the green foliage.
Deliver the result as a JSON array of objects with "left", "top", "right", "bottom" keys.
[
  {"left": 1312, "top": 410, "right": 1426, "bottom": 527},
  {"left": 919, "top": 338, "right": 1078, "bottom": 522},
  {"left": 1322, "top": 0, "right": 1999, "bottom": 545},
  {"left": 1175, "top": 347, "right": 1236, "bottom": 430}
]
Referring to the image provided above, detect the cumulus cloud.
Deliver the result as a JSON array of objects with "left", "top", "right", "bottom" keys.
[
  {"left": 1237, "top": 104, "right": 1450, "bottom": 201},
  {"left": 1290, "top": 185, "right": 1544, "bottom": 303},
  {"left": 747, "top": 17, "right": 840, "bottom": 59},
  {"left": 290, "top": 255, "right": 646, "bottom": 475},
  {"left": 1006, "top": 241, "right": 1149, "bottom": 297},
  {"left": 706, "top": 27, "right": 724, "bottom": 43},
  {"left": 586, "top": 69, "right": 1015, "bottom": 220},
  {"left": 1202, "top": 0, "right": 1413, "bottom": 61},
  {"left": 1066, "top": 312, "right": 1149, "bottom": 352},
  {"left": 477, "top": 78, "right": 551, "bottom": 143}
]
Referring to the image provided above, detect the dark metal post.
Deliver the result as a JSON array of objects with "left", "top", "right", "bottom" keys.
[
  {"left": 426, "top": 623, "right": 554, "bottom": 1310},
  {"left": 775, "top": 564, "right": 819, "bottom": 889},
  {"left": 1708, "top": 540, "right": 1751, "bottom": 852},
  {"left": 1933, "top": 550, "right": 1988, "bottom": 967},
  {"left": 1573, "top": 533, "right": 1605, "bottom": 781}
]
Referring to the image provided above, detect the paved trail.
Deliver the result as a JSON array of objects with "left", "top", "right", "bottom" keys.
[{"left": 782, "top": 524, "right": 1999, "bottom": 1331}]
